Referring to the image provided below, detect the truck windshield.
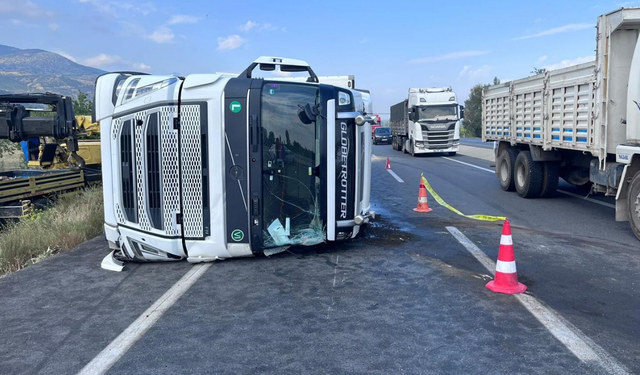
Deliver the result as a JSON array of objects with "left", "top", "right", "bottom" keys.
[
  {"left": 418, "top": 105, "right": 457, "bottom": 121},
  {"left": 261, "top": 83, "right": 323, "bottom": 248}
]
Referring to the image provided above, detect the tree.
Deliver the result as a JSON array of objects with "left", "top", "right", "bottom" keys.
[
  {"left": 531, "top": 67, "right": 547, "bottom": 75},
  {"left": 0, "top": 139, "right": 20, "bottom": 158},
  {"left": 493, "top": 77, "right": 501, "bottom": 85},
  {"left": 73, "top": 91, "right": 92, "bottom": 115},
  {"left": 462, "top": 84, "right": 485, "bottom": 138}
]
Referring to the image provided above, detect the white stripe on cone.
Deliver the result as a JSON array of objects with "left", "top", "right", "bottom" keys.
[
  {"left": 500, "top": 235, "right": 513, "bottom": 246},
  {"left": 495, "top": 260, "right": 517, "bottom": 273},
  {"left": 418, "top": 197, "right": 428, "bottom": 203}
]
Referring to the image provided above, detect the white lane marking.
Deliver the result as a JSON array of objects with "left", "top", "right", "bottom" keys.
[
  {"left": 78, "top": 263, "right": 212, "bottom": 375},
  {"left": 442, "top": 157, "right": 615, "bottom": 210},
  {"left": 446, "top": 227, "right": 630, "bottom": 375},
  {"left": 387, "top": 169, "right": 404, "bottom": 183},
  {"left": 557, "top": 190, "right": 615, "bottom": 209},
  {"left": 442, "top": 156, "right": 494, "bottom": 173}
]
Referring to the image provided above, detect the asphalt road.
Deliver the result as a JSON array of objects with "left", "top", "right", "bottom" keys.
[
  {"left": 0, "top": 144, "right": 638, "bottom": 374},
  {"left": 460, "top": 137, "right": 494, "bottom": 149}
]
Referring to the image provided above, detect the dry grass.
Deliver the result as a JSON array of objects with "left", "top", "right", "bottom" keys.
[{"left": 0, "top": 186, "right": 104, "bottom": 275}]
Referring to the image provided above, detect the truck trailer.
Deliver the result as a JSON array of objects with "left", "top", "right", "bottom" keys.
[
  {"left": 390, "top": 87, "right": 463, "bottom": 156},
  {"left": 482, "top": 7, "right": 640, "bottom": 239},
  {"left": 93, "top": 56, "right": 374, "bottom": 269}
]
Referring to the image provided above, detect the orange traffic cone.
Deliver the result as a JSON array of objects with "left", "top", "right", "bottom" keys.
[
  {"left": 385, "top": 157, "right": 391, "bottom": 170},
  {"left": 486, "top": 220, "right": 527, "bottom": 294},
  {"left": 413, "top": 180, "right": 433, "bottom": 213}
]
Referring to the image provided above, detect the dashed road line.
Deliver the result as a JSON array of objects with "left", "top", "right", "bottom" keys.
[
  {"left": 77, "top": 263, "right": 212, "bottom": 375},
  {"left": 446, "top": 226, "right": 630, "bottom": 375},
  {"left": 387, "top": 169, "right": 404, "bottom": 183},
  {"left": 441, "top": 156, "right": 615, "bottom": 209},
  {"left": 442, "top": 156, "right": 494, "bottom": 173}
]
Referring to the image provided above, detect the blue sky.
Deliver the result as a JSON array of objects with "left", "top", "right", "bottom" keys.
[{"left": 0, "top": 0, "right": 635, "bottom": 117}]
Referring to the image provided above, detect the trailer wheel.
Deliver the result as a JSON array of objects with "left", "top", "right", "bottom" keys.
[
  {"left": 627, "top": 171, "right": 640, "bottom": 240},
  {"left": 514, "top": 151, "right": 543, "bottom": 198},
  {"left": 539, "top": 162, "right": 559, "bottom": 198},
  {"left": 497, "top": 148, "right": 517, "bottom": 191}
]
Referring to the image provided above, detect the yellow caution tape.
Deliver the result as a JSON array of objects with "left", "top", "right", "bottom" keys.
[{"left": 421, "top": 174, "right": 507, "bottom": 222}]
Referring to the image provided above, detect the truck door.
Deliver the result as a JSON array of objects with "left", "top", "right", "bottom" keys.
[{"left": 109, "top": 76, "right": 188, "bottom": 261}]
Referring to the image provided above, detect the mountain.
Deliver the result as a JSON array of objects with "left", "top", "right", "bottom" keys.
[{"left": 0, "top": 45, "right": 105, "bottom": 98}]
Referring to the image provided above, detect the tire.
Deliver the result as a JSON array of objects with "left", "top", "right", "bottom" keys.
[
  {"left": 539, "top": 162, "right": 559, "bottom": 198},
  {"left": 627, "top": 171, "right": 640, "bottom": 241},
  {"left": 373, "top": 140, "right": 377, "bottom": 145},
  {"left": 514, "top": 151, "right": 543, "bottom": 198},
  {"left": 497, "top": 148, "right": 517, "bottom": 191},
  {"left": 448, "top": 152, "right": 457, "bottom": 156}
]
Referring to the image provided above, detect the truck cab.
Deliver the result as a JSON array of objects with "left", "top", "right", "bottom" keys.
[
  {"left": 391, "top": 87, "right": 463, "bottom": 156},
  {"left": 93, "top": 56, "right": 373, "bottom": 268}
]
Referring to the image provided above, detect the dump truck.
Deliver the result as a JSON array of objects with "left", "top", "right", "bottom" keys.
[
  {"left": 93, "top": 56, "right": 374, "bottom": 269},
  {"left": 482, "top": 7, "right": 640, "bottom": 239},
  {"left": 390, "top": 87, "right": 463, "bottom": 156}
]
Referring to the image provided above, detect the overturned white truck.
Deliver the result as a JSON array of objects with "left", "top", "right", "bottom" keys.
[{"left": 94, "top": 57, "right": 374, "bottom": 269}]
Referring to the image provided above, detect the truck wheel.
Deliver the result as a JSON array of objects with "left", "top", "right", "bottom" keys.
[
  {"left": 497, "top": 148, "right": 517, "bottom": 191},
  {"left": 448, "top": 152, "right": 457, "bottom": 156},
  {"left": 514, "top": 150, "right": 543, "bottom": 198},
  {"left": 539, "top": 162, "right": 559, "bottom": 198},
  {"left": 627, "top": 171, "right": 640, "bottom": 240}
]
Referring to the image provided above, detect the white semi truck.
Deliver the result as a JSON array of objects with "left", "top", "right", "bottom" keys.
[
  {"left": 482, "top": 8, "right": 640, "bottom": 239},
  {"left": 390, "top": 87, "right": 463, "bottom": 156},
  {"left": 93, "top": 56, "right": 374, "bottom": 268}
]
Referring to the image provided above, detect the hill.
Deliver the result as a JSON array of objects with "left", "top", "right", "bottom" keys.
[{"left": 0, "top": 45, "right": 105, "bottom": 97}]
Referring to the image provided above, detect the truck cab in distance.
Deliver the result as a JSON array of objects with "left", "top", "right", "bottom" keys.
[{"left": 390, "top": 87, "right": 463, "bottom": 156}]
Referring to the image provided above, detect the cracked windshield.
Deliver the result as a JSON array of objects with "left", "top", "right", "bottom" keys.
[{"left": 261, "top": 83, "right": 323, "bottom": 248}]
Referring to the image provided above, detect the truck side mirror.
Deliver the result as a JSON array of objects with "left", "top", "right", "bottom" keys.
[
  {"left": 460, "top": 106, "right": 465, "bottom": 119},
  {"left": 408, "top": 110, "right": 414, "bottom": 122}
]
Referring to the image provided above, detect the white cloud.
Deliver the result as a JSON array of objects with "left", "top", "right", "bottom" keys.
[
  {"left": 458, "top": 65, "right": 492, "bottom": 81},
  {"left": 543, "top": 56, "right": 595, "bottom": 71},
  {"left": 240, "top": 20, "right": 282, "bottom": 32},
  {"left": 0, "top": 0, "right": 54, "bottom": 18},
  {"left": 512, "top": 23, "right": 593, "bottom": 40},
  {"left": 536, "top": 55, "right": 548, "bottom": 64},
  {"left": 217, "top": 35, "right": 246, "bottom": 51},
  {"left": 240, "top": 20, "right": 258, "bottom": 31},
  {"left": 83, "top": 53, "right": 122, "bottom": 67},
  {"left": 408, "top": 50, "right": 490, "bottom": 64},
  {"left": 55, "top": 50, "right": 76, "bottom": 62},
  {"left": 146, "top": 26, "right": 175, "bottom": 44},
  {"left": 167, "top": 14, "right": 200, "bottom": 25},
  {"left": 77, "top": 0, "right": 155, "bottom": 17},
  {"left": 132, "top": 62, "right": 151, "bottom": 70},
  {"left": 260, "top": 23, "right": 277, "bottom": 31},
  {"left": 48, "top": 22, "right": 59, "bottom": 31}
]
